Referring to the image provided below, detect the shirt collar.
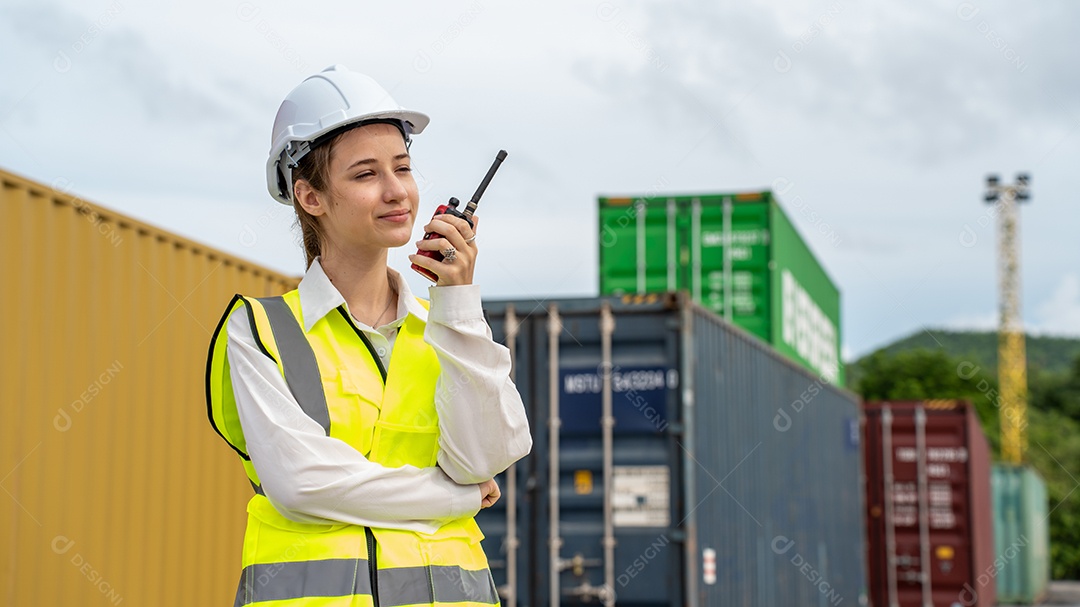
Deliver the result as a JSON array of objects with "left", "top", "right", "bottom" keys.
[{"left": 298, "top": 257, "right": 428, "bottom": 333}]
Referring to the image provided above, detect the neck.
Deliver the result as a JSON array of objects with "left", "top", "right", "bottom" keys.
[{"left": 319, "top": 245, "right": 396, "bottom": 326}]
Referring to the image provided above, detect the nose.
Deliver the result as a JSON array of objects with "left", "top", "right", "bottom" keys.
[{"left": 383, "top": 171, "right": 410, "bottom": 204}]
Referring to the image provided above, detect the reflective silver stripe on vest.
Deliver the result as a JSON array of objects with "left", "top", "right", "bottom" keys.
[
  {"left": 256, "top": 296, "right": 332, "bottom": 436},
  {"left": 234, "top": 559, "right": 372, "bottom": 606},
  {"left": 234, "top": 561, "right": 498, "bottom": 606},
  {"left": 429, "top": 565, "right": 500, "bottom": 605},
  {"left": 379, "top": 566, "right": 499, "bottom": 606}
]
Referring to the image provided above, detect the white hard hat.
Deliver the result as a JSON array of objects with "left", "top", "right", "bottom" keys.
[{"left": 266, "top": 65, "right": 430, "bottom": 205}]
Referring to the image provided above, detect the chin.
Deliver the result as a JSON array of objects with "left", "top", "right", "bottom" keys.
[{"left": 385, "top": 229, "right": 415, "bottom": 249}]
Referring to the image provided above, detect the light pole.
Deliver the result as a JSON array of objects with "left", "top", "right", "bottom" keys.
[{"left": 984, "top": 173, "right": 1031, "bottom": 464}]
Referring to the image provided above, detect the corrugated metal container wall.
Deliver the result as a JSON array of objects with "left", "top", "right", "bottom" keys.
[
  {"left": 475, "top": 294, "right": 865, "bottom": 606},
  {"left": 597, "top": 192, "right": 843, "bottom": 386},
  {"left": 862, "top": 401, "right": 996, "bottom": 607},
  {"left": 993, "top": 464, "right": 1050, "bottom": 604},
  {"left": 0, "top": 169, "right": 298, "bottom": 606}
]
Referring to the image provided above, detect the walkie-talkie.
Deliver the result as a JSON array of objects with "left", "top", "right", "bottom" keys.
[{"left": 411, "top": 150, "right": 508, "bottom": 282}]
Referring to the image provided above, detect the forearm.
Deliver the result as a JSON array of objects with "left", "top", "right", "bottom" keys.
[
  {"left": 247, "top": 416, "right": 480, "bottom": 532},
  {"left": 426, "top": 285, "right": 533, "bottom": 484}
]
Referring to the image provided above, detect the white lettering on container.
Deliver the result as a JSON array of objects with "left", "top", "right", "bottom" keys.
[{"left": 781, "top": 270, "right": 839, "bottom": 383}]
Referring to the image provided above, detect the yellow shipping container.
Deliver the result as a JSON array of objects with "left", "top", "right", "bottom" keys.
[{"left": 0, "top": 168, "right": 298, "bottom": 605}]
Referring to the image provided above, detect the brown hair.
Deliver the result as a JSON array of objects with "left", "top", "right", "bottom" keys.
[{"left": 290, "top": 134, "right": 343, "bottom": 268}]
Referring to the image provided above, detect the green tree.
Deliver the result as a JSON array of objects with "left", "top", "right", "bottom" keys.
[
  {"left": 1033, "top": 355, "right": 1080, "bottom": 422},
  {"left": 856, "top": 349, "right": 1000, "bottom": 439},
  {"left": 1025, "top": 407, "right": 1080, "bottom": 579}
]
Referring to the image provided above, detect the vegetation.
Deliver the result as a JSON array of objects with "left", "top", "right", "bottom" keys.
[
  {"left": 851, "top": 334, "right": 1080, "bottom": 580},
  {"left": 848, "top": 329, "right": 1080, "bottom": 388}
]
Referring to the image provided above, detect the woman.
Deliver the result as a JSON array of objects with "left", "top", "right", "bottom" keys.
[{"left": 206, "top": 65, "right": 532, "bottom": 606}]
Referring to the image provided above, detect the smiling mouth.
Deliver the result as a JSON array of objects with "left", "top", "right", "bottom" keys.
[{"left": 378, "top": 210, "right": 411, "bottom": 225}]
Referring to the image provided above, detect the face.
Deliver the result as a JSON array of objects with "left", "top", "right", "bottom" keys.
[{"left": 297, "top": 122, "right": 419, "bottom": 256}]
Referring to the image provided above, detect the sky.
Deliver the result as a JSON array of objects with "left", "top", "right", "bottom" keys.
[{"left": 2, "top": 0, "right": 1078, "bottom": 360}]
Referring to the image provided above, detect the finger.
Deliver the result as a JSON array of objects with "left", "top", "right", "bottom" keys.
[
  {"left": 465, "top": 216, "right": 480, "bottom": 246},
  {"left": 414, "top": 237, "right": 454, "bottom": 253},
  {"left": 411, "top": 252, "right": 469, "bottom": 287},
  {"left": 440, "top": 212, "right": 476, "bottom": 236},
  {"left": 425, "top": 216, "right": 468, "bottom": 237},
  {"left": 425, "top": 216, "right": 471, "bottom": 250},
  {"left": 424, "top": 221, "right": 466, "bottom": 252},
  {"left": 413, "top": 238, "right": 472, "bottom": 275},
  {"left": 408, "top": 254, "right": 446, "bottom": 280}
]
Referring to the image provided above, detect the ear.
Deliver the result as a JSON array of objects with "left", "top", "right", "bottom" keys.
[{"left": 294, "top": 179, "right": 328, "bottom": 217}]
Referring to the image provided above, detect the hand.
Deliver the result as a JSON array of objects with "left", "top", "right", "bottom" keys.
[
  {"left": 478, "top": 478, "right": 500, "bottom": 509},
  {"left": 409, "top": 214, "right": 480, "bottom": 286}
]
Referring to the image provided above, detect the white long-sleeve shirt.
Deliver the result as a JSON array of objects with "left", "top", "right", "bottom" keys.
[{"left": 225, "top": 258, "right": 532, "bottom": 534}]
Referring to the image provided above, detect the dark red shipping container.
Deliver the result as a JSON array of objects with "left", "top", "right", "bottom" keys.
[{"left": 862, "top": 401, "right": 995, "bottom": 607}]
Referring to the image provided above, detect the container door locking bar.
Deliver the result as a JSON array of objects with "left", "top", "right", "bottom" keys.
[
  {"left": 500, "top": 305, "right": 521, "bottom": 607},
  {"left": 548, "top": 304, "right": 562, "bottom": 607}
]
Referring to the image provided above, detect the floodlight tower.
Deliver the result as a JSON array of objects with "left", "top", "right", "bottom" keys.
[{"left": 984, "top": 173, "right": 1031, "bottom": 464}]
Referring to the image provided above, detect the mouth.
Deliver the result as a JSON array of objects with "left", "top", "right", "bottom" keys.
[{"left": 379, "top": 209, "right": 411, "bottom": 222}]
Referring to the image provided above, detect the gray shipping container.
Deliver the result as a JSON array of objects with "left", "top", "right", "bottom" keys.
[{"left": 475, "top": 293, "right": 865, "bottom": 607}]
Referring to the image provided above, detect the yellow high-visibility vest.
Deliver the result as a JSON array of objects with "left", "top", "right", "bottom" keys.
[{"left": 206, "top": 289, "right": 498, "bottom": 606}]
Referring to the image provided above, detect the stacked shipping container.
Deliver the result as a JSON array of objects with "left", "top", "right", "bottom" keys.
[
  {"left": 476, "top": 294, "right": 865, "bottom": 606},
  {"left": 0, "top": 168, "right": 298, "bottom": 605},
  {"left": 598, "top": 191, "right": 843, "bottom": 386}
]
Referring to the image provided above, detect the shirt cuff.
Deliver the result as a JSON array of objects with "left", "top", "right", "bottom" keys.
[
  {"left": 427, "top": 284, "right": 484, "bottom": 323},
  {"left": 447, "top": 480, "right": 483, "bottom": 520}
]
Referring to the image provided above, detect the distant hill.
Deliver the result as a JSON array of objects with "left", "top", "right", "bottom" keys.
[{"left": 848, "top": 330, "right": 1080, "bottom": 388}]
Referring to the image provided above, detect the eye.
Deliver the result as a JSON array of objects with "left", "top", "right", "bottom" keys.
[
  {"left": 396, "top": 166, "right": 412, "bottom": 174},
  {"left": 354, "top": 171, "right": 374, "bottom": 180}
]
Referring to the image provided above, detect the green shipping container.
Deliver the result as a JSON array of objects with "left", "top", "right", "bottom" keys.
[
  {"left": 598, "top": 191, "right": 843, "bottom": 385},
  {"left": 992, "top": 464, "right": 1050, "bottom": 604}
]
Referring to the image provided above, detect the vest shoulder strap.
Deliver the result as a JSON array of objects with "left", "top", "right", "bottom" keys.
[
  {"left": 205, "top": 291, "right": 332, "bottom": 462},
  {"left": 253, "top": 295, "right": 332, "bottom": 437}
]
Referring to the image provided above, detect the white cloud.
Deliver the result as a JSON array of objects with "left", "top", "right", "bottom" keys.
[
  {"left": 940, "top": 274, "right": 1080, "bottom": 338},
  {"left": 1033, "top": 274, "right": 1080, "bottom": 337},
  {"left": 2, "top": 0, "right": 1079, "bottom": 356},
  {"left": 943, "top": 309, "right": 999, "bottom": 333}
]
